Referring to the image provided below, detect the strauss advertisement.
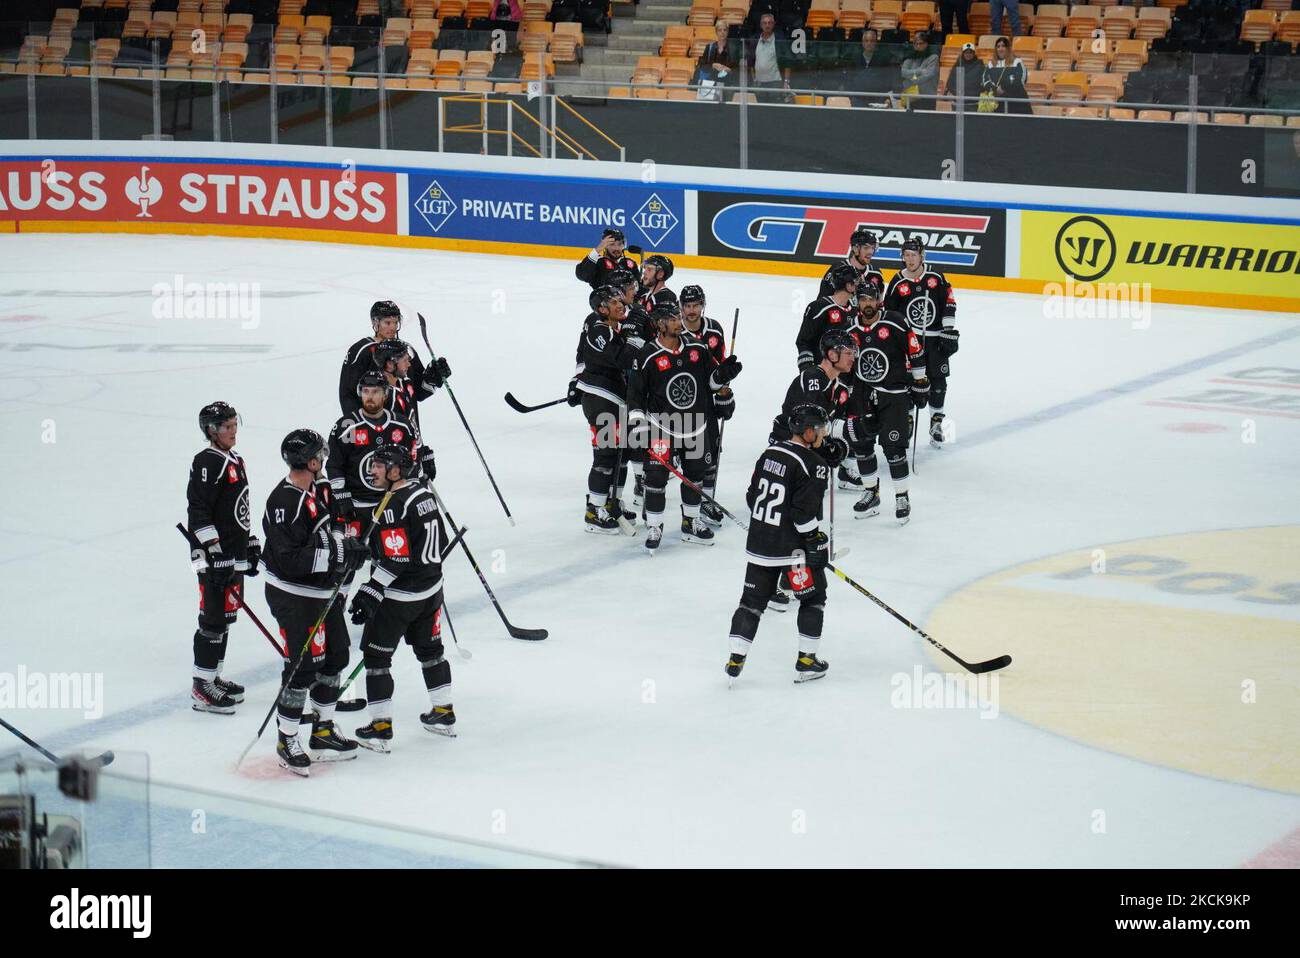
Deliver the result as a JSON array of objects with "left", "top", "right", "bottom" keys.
[{"left": 0, "top": 159, "right": 397, "bottom": 232}]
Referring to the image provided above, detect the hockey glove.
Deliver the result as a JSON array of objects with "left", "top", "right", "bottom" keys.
[
  {"left": 819, "top": 436, "right": 850, "bottom": 470},
  {"left": 205, "top": 540, "right": 235, "bottom": 587},
  {"left": 566, "top": 378, "right": 582, "bottom": 407},
  {"left": 244, "top": 535, "right": 262, "bottom": 578},
  {"left": 418, "top": 444, "right": 437, "bottom": 482},
  {"left": 341, "top": 536, "right": 371, "bottom": 574},
  {"left": 799, "top": 530, "right": 830, "bottom": 572},
  {"left": 711, "top": 355, "right": 743, "bottom": 387},
  {"left": 349, "top": 582, "right": 384, "bottom": 625},
  {"left": 911, "top": 378, "right": 930, "bottom": 410},
  {"left": 423, "top": 357, "right": 452, "bottom": 388},
  {"left": 939, "top": 328, "right": 959, "bottom": 357}
]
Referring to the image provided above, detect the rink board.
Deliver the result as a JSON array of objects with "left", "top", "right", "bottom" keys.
[{"left": 1, "top": 141, "right": 1298, "bottom": 312}]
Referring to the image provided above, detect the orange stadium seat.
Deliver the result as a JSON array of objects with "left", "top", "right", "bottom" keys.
[{"left": 1133, "top": 8, "right": 1170, "bottom": 41}]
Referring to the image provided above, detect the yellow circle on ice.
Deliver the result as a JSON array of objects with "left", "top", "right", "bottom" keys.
[{"left": 926, "top": 526, "right": 1300, "bottom": 794}]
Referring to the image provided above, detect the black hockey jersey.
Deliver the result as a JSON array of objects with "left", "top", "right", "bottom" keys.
[
  {"left": 386, "top": 375, "right": 434, "bottom": 446},
  {"left": 682, "top": 315, "right": 727, "bottom": 364},
  {"left": 794, "top": 295, "right": 854, "bottom": 369},
  {"left": 744, "top": 440, "right": 829, "bottom": 567},
  {"left": 187, "top": 446, "right": 252, "bottom": 565},
  {"left": 261, "top": 478, "right": 338, "bottom": 599},
  {"left": 573, "top": 311, "right": 633, "bottom": 406},
  {"left": 339, "top": 336, "right": 428, "bottom": 415},
  {"left": 818, "top": 259, "right": 884, "bottom": 301},
  {"left": 366, "top": 482, "right": 448, "bottom": 603},
  {"left": 628, "top": 336, "right": 724, "bottom": 452},
  {"left": 327, "top": 410, "right": 418, "bottom": 511},
  {"left": 850, "top": 310, "right": 923, "bottom": 396},
  {"left": 637, "top": 287, "right": 678, "bottom": 315},
  {"left": 575, "top": 251, "right": 638, "bottom": 288},
  {"left": 770, "top": 366, "right": 851, "bottom": 441},
  {"left": 882, "top": 268, "right": 957, "bottom": 349}
]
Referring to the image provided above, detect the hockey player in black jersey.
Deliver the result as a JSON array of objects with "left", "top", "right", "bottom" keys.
[
  {"left": 327, "top": 370, "right": 419, "bottom": 538},
  {"left": 637, "top": 254, "right": 678, "bottom": 314},
  {"left": 818, "top": 228, "right": 885, "bottom": 302},
  {"left": 846, "top": 295, "right": 926, "bottom": 524},
  {"left": 772, "top": 329, "right": 856, "bottom": 443},
  {"left": 338, "top": 301, "right": 450, "bottom": 416},
  {"left": 725, "top": 404, "right": 842, "bottom": 685},
  {"left": 348, "top": 443, "right": 456, "bottom": 750},
  {"left": 679, "top": 284, "right": 733, "bottom": 527},
  {"left": 373, "top": 338, "right": 437, "bottom": 482},
  {"left": 262, "top": 429, "right": 369, "bottom": 775},
  {"left": 628, "top": 301, "right": 742, "bottom": 553},
  {"left": 883, "top": 238, "right": 959, "bottom": 447},
  {"left": 186, "top": 401, "right": 260, "bottom": 714},
  {"left": 573, "top": 284, "right": 635, "bottom": 533},
  {"left": 575, "top": 227, "right": 639, "bottom": 288}
]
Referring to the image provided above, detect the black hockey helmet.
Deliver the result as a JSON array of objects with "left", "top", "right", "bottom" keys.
[
  {"left": 607, "top": 268, "right": 637, "bottom": 291},
  {"left": 679, "top": 284, "right": 706, "bottom": 306},
  {"left": 602, "top": 227, "right": 625, "bottom": 243},
  {"left": 850, "top": 228, "right": 878, "bottom": 248},
  {"left": 372, "top": 338, "right": 411, "bottom": 373},
  {"left": 372, "top": 440, "right": 418, "bottom": 479},
  {"left": 900, "top": 237, "right": 925, "bottom": 255},
  {"left": 370, "top": 300, "right": 402, "bottom": 329},
  {"left": 281, "top": 428, "right": 326, "bottom": 469},
  {"left": 198, "top": 401, "right": 239, "bottom": 439},
  {"left": 644, "top": 254, "right": 674, "bottom": 282},
  {"left": 589, "top": 284, "right": 623, "bottom": 313},
  {"left": 820, "top": 328, "right": 859, "bottom": 358},
  {"left": 828, "top": 262, "right": 859, "bottom": 294},
  {"left": 650, "top": 301, "right": 680, "bottom": 328},
  {"left": 787, "top": 403, "right": 830, "bottom": 437},
  {"left": 357, "top": 369, "right": 388, "bottom": 396}
]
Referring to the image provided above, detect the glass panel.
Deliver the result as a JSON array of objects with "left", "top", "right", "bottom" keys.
[
  {"left": 275, "top": 79, "right": 330, "bottom": 148},
  {"left": 95, "top": 77, "right": 157, "bottom": 141},
  {"left": 32, "top": 74, "right": 93, "bottom": 140},
  {"left": 222, "top": 80, "right": 273, "bottom": 145},
  {"left": 328, "top": 83, "right": 382, "bottom": 151},
  {"left": 0, "top": 72, "right": 28, "bottom": 140},
  {"left": 159, "top": 76, "right": 218, "bottom": 142}
]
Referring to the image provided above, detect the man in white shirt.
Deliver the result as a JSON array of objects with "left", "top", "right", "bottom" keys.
[{"left": 746, "top": 13, "right": 790, "bottom": 103}]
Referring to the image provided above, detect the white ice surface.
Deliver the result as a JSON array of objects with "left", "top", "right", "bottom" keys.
[{"left": 1, "top": 234, "right": 1297, "bottom": 867}]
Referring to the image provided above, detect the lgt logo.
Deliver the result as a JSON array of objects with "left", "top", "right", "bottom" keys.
[
  {"left": 414, "top": 178, "right": 456, "bottom": 233},
  {"left": 632, "top": 192, "right": 678, "bottom": 248}
]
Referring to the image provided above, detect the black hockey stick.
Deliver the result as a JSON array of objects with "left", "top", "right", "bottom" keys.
[
  {"left": 176, "top": 524, "right": 289, "bottom": 661},
  {"left": 648, "top": 450, "right": 1008, "bottom": 674},
  {"left": 430, "top": 486, "right": 548, "bottom": 641},
  {"left": 0, "top": 716, "right": 114, "bottom": 768},
  {"left": 911, "top": 408, "right": 921, "bottom": 474},
  {"left": 237, "top": 489, "right": 397, "bottom": 770},
  {"left": 504, "top": 392, "right": 567, "bottom": 414},
  {"left": 716, "top": 307, "right": 740, "bottom": 450},
  {"left": 416, "top": 312, "right": 515, "bottom": 526}
]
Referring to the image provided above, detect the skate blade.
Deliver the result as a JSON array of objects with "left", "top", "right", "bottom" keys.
[
  {"left": 767, "top": 601, "right": 790, "bottom": 613},
  {"left": 224, "top": 693, "right": 246, "bottom": 704},
  {"left": 277, "top": 758, "right": 310, "bottom": 777},
  {"left": 897, "top": 515, "right": 911, "bottom": 526},
  {"left": 618, "top": 517, "right": 638, "bottom": 536},
  {"left": 191, "top": 700, "right": 236, "bottom": 715},
  {"left": 929, "top": 440, "right": 944, "bottom": 449},
  {"left": 584, "top": 524, "right": 621, "bottom": 536},
  {"left": 354, "top": 738, "right": 391, "bottom": 754},
  {"left": 422, "top": 725, "right": 457, "bottom": 738},
  {"left": 853, "top": 507, "right": 880, "bottom": 519},
  {"left": 793, "top": 671, "right": 828, "bottom": 684},
  {"left": 680, "top": 535, "right": 715, "bottom": 547},
  {"left": 309, "top": 747, "right": 358, "bottom": 762}
]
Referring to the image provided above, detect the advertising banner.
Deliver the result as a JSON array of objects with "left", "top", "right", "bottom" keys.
[
  {"left": 0, "top": 159, "right": 399, "bottom": 233},
  {"left": 697, "top": 190, "right": 1006, "bottom": 276},
  {"left": 408, "top": 172, "right": 686, "bottom": 254}
]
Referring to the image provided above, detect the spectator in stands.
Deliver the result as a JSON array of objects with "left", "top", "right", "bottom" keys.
[
  {"left": 743, "top": 12, "right": 794, "bottom": 102},
  {"left": 696, "top": 19, "right": 737, "bottom": 86},
  {"left": 493, "top": 0, "right": 522, "bottom": 21},
  {"left": 983, "top": 36, "right": 1030, "bottom": 114},
  {"left": 939, "top": 0, "right": 971, "bottom": 37},
  {"left": 944, "top": 42, "right": 984, "bottom": 110},
  {"left": 841, "top": 27, "right": 892, "bottom": 107},
  {"left": 989, "top": 0, "right": 1021, "bottom": 38},
  {"left": 897, "top": 30, "right": 938, "bottom": 109}
]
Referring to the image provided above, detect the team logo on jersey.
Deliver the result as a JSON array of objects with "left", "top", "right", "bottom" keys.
[
  {"left": 227, "top": 465, "right": 239, "bottom": 483},
  {"left": 787, "top": 567, "right": 812, "bottom": 590},
  {"left": 650, "top": 437, "right": 671, "bottom": 460},
  {"left": 666, "top": 372, "right": 698, "bottom": 410},
  {"left": 878, "top": 326, "right": 890, "bottom": 339},
  {"left": 235, "top": 487, "right": 251, "bottom": 531},
  {"left": 359, "top": 451, "right": 383, "bottom": 491},
  {"left": 656, "top": 356, "right": 672, "bottom": 372},
  {"left": 859, "top": 347, "right": 888, "bottom": 384},
  {"left": 829, "top": 310, "right": 842, "bottom": 324},
  {"left": 381, "top": 527, "right": 410, "bottom": 557},
  {"left": 354, "top": 427, "right": 370, "bottom": 446},
  {"left": 897, "top": 283, "right": 912, "bottom": 297},
  {"left": 306, "top": 497, "right": 318, "bottom": 519},
  {"left": 392, "top": 429, "right": 404, "bottom": 442},
  {"left": 688, "top": 349, "right": 700, "bottom": 363},
  {"left": 907, "top": 332, "right": 921, "bottom": 353},
  {"left": 708, "top": 335, "right": 719, "bottom": 350},
  {"left": 906, "top": 297, "right": 936, "bottom": 331},
  {"left": 311, "top": 624, "right": 326, "bottom": 656},
  {"left": 927, "top": 277, "right": 938, "bottom": 288}
]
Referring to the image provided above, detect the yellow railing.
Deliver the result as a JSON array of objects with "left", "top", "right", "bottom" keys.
[{"left": 439, "top": 93, "right": 623, "bottom": 162}]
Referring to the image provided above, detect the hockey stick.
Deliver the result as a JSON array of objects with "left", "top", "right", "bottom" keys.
[
  {"left": 416, "top": 312, "right": 515, "bottom": 526},
  {"left": 429, "top": 486, "right": 548, "bottom": 640},
  {"left": 0, "top": 716, "right": 114, "bottom": 768},
  {"left": 442, "top": 601, "right": 470, "bottom": 659},
  {"left": 236, "top": 489, "right": 396, "bottom": 769},
  {"left": 177, "top": 524, "right": 288, "bottom": 660},
  {"left": 648, "top": 450, "right": 1009, "bottom": 674},
  {"left": 911, "top": 408, "right": 921, "bottom": 474},
  {"left": 504, "top": 392, "right": 567, "bottom": 414}
]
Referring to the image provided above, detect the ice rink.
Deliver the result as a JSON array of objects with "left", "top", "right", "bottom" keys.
[{"left": 1, "top": 233, "right": 1297, "bottom": 868}]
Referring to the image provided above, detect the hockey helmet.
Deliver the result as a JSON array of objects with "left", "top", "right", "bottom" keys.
[
  {"left": 281, "top": 428, "right": 326, "bottom": 469},
  {"left": 198, "top": 401, "right": 239, "bottom": 439}
]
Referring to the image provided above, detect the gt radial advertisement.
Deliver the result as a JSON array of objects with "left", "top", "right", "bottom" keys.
[
  {"left": 407, "top": 172, "right": 686, "bottom": 254},
  {"left": 0, "top": 160, "right": 397, "bottom": 233},
  {"left": 1022, "top": 210, "right": 1300, "bottom": 301},
  {"left": 699, "top": 190, "right": 1006, "bottom": 276}
]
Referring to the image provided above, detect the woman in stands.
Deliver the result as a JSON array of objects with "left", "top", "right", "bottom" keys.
[
  {"left": 983, "top": 36, "right": 1031, "bottom": 115},
  {"left": 944, "top": 42, "right": 985, "bottom": 111}
]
